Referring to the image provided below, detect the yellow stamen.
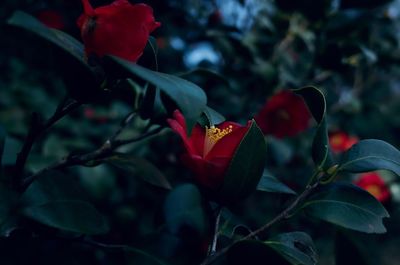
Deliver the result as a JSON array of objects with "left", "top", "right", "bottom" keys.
[{"left": 203, "top": 125, "right": 233, "bottom": 157}]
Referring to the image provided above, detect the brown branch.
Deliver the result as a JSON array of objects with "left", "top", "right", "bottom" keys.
[
  {"left": 22, "top": 124, "right": 164, "bottom": 189},
  {"left": 14, "top": 98, "right": 81, "bottom": 189},
  {"left": 200, "top": 181, "right": 320, "bottom": 265}
]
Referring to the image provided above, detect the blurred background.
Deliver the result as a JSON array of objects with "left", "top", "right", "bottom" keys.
[{"left": 1, "top": 0, "right": 400, "bottom": 264}]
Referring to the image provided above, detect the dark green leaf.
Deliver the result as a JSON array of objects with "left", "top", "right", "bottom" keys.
[
  {"left": 20, "top": 171, "right": 108, "bottom": 234},
  {"left": 104, "top": 56, "right": 207, "bottom": 133},
  {"left": 105, "top": 153, "right": 171, "bottom": 189},
  {"left": 2, "top": 137, "right": 22, "bottom": 166},
  {"left": 198, "top": 106, "right": 226, "bottom": 127},
  {"left": 7, "top": 11, "right": 99, "bottom": 102},
  {"left": 125, "top": 246, "right": 168, "bottom": 265},
  {"left": 266, "top": 232, "right": 318, "bottom": 265},
  {"left": 338, "top": 139, "right": 400, "bottom": 176},
  {"left": 294, "top": 86, "right": 332, "bottom": 169},
  {"left": 0, "top": 184, "right": 19, "bottom": 236},
  {"left": 219, "top": 120, "right": 267, "bottom": 204},
  {"left": 7, "top": 11, "right": 85, "bottom": 63},
  {"left": 302, "top": 183, "right": 389, "bottom": 233},
  {"left": 0, "top": 125, "right": 5, "bottom": 166},
  {"left": 335, "top": 231, "right": 370, "bottom": 265},
  {"left": 163, "top": 184, "right": 207, "bottom": 235},
  {"left": 257, "top": 174, "right": 296, "bottom": 195},
  {"left": 21, "top": 170, "right": 87, "bottom": 205},
  {"left": 21, "top": 200, "right": 108, "bottom": 235},
  {"left": 228, "top": 240, "right": 291, "bottom": 265}
]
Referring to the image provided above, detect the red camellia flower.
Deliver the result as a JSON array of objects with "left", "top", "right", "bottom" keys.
[
  {"left": 355, "top": 172, "right": 390, "bottom": 203},
  {"left": 254, "top": 90, "right": 311, "bottom": 138},
  {"left": 329, "top": 131, "right": 358, "bottom": 153},
  {"left": 168, "top": 110, "right": 250, "bottom": 189},
  {"left": 36, "top": 10, "right": 65, "bottom": 30},
  {"left": 77, "top": 0, "right": 161, "bottom": 62}
]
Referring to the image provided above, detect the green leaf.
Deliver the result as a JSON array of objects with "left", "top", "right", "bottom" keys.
[
  {"left": 227, "top": 240, "right": 291, "bottom": 265},
  {"left": 338, "top": 139, "right": 400, "bottom": 176},
  {"left": 7, "top": 11, "right": 99, "bottom": 102},
  {"left": 198, "top": 106, "right": 226, "bottom": 127},
  {"left": 266, "top": 232, "right": 318, "bottom": 265},
  {"left": 125, "top": 246, "right": 168, "bottom": 265},
  {"left": 104, "top": 56, "right": 207, "bottom": 133},
  {"left": 203, "top": 106, "right": 225, "bottom": 125},
  {"left": 294, "top": 86, "right": 332, "bottom": 169},
  {"left": 105, "top": 153, "right": 172, "bottom": 190},
  {"left": 163, "top": 184, "right": 207, "bottom": 235},
  {"left": 0, "top": 184, "right": 19, "bottom": 236},
  {"left": 219, "top": 120, "right": 267, "bottom": 204},
  {"left": 7, "top": 11, "right": 85, "bottom": 63},
  {"left": 335, "top": 231, "right": 370, "bottom": 265},
  {"left": 257, "top": 174, "right": 296, "bottom": 195},
  {"left": 0, "top": 125, "right": 5, "bottom": 166},
  {"left": 20, "top": 171, "right": 108, "bottom": 234},
  {"left": 21, "top": 200, "right": 108, "bottom": 235},
  {"left": 302, "top": 183, "right": 389, "bottom": 233}
]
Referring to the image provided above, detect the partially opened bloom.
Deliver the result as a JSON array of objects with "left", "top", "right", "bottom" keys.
[
  {"left": 77, "top": 0, "right": 161, "bottom": 62},
  {"left": 37, "top": 10, "right": 65, "bottom": 30},
  {"left": 355, "top": 172, "right": 390, "bottom": 203},
  {"left": 254, "top": 90, "right": 311, "bottom": 138},
  {"left": 329, "top": 131, "right": 358, "bottom": 153},
  {"left": 168, "top": 110, "right": 250, "bottom": 189}
]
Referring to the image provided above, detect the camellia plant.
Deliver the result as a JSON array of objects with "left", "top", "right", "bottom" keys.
[{"left": 1, "top": 0, "right": 400, "bottom": 265}]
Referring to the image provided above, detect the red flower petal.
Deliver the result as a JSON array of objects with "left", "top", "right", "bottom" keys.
[
  {"left": 255, "top": 90, "right": 311, "bottom": 138},
  {"left": 77, "top": 0, "right": 160, "bottom": 62},
  {"left": 182, "top": 154, "right": 230, "bottom": 189}
]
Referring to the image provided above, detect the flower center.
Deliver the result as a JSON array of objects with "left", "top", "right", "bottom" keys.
[{"left": 203, "top": 125, "right": 233, "bottom": 157}]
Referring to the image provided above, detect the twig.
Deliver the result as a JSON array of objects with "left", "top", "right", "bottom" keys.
[
  {"left": 200, "top": 181, "right": 320, "bottom": 265},
  {"left": 208, "top": 207, "right": 222, "bottom": 255},
  {"left": 14, "top": 97, "right": 81, "bottom": 189},
  {"left": 22, "top": 124, "right": 164, "bottom": 189}
]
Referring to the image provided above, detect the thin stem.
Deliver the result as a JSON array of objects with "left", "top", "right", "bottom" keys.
[
  {"left": 14, "top": 98, "right": 81, "bottom": 189},
  {"left": 200, "top": 181, "right": 320, "bottom": 265},
  {"left": 209, "top": 207, "right": 222, "bottom": 255},
  {"left": 22, "top": 124, "right": 164, "bottom": 189},
  {"left": 113, "top": 126, "right": 163, "bottom": 148}
]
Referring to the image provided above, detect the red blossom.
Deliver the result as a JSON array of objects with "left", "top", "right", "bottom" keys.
[
  {"left": 77, "top": 0, "right": 161, "bottom": 62},
  {"left": 355, "top": 172, "right": 391, "bottom": 203},
  {"left": 168, "top": 110, "right": 250, "bottom": 189},
  {"left": 254, "top": 90, "right": 311, "bottom": 138},
  {"left": 36, "top": 10, "right": 65, "bottom": 30},
  {"left": 329, "top": 131, "right": 358, "bottom": 153}
]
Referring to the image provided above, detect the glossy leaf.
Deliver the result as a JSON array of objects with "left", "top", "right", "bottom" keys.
[
  {"left": 163, "top": 184, "right": 207, "bottom": 235},
  {"left": 203, "top": 106, "right": 225, "bottom": 126},
  {"left": 266, "top": 232, "right": 318, "bottom": 265},
  {"left": 294, "top": 86, "right": 332, "bottom": 169},
  {"left": 0, "top": 184, "right": 19, "bottom": 236},
  {"left": 228, "top": 240, "right": 291, "bottom": 265},
  {"left": 219, "top": 120, "right": 267, "bottom": 204},
  {"left": 104, "top": 56, "right": 207, "bottom": 133},
  {"left": 20, "top": 171, "right": 108, "bottom": 234},
  {"left": 7, "top": 11, "right": 85, "bottom": 63},
  {"left": 105, "top": 153, "right": 172, "bottom": 189},
  {"left": 302, "top": 183, "right": 389, "bottom": 233},
  {"left": 335, "top": 231, "right": 370, "bottom": 265},
  {"left": 7, "top": 11, "right": 99, "bottom": 102},
  {"left": 338, "top": 139, "right": 400, "bottom": 176},
  {"left": 21, "top": 200, "right": 108, "bottom": 235},
  {"left": 125, "top": 246, "right": 168, "bottom": 265},
  {"left": 0, "top": 125, "right": 5, "bottom": 166},
  {"left": 257, "top": 174, "right": 296, "bottom": 195}
]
